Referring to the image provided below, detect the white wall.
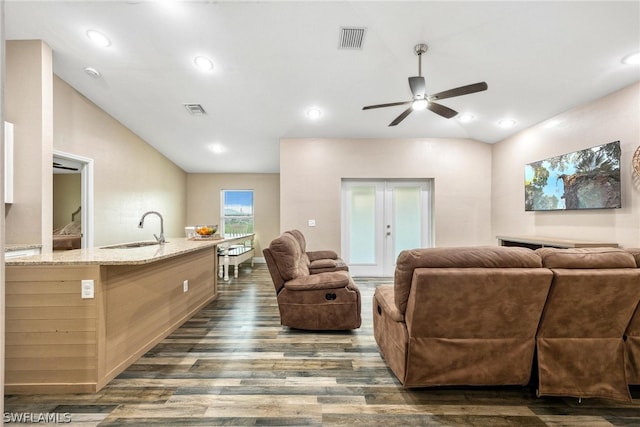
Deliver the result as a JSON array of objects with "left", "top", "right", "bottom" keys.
[
  {"left": 492, "top": 82, "right": 640, "bottom": 248},
  {"left": 280, "top": 138, "right": 493, "bottom": 251}
]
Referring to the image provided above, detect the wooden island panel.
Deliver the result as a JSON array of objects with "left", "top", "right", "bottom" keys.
[
  {"left": 5, "top": 265, "right": 102, "bottom": 394},
  {"left": 5, "top": 245, "right": 218, "bottom": 394},
  {"left": 101, "top": 247, "right": 216, "bottom": 388}
]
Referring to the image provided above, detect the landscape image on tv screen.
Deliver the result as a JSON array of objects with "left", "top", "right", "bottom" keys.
[{"left": 524, "top": 141, "right": 621, "bottom": 211}]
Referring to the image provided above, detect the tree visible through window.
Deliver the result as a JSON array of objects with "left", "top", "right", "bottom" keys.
[{"left": 221, "top": 190, "right": 254, "bottom": 235}]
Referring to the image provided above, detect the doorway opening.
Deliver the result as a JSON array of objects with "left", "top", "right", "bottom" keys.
[
  {"left": 52, "top": 151, "right": 94, "bottom": 249},
  {"left": 341, "top": 178, "right": 434, "bottom": 277}
]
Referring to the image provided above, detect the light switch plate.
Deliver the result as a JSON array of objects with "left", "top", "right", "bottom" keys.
[
  {"left": 81, "top": 280, "right": 94, "bottom": 299},
  {"left": 183, "top": 280, "right": 189, "bottom": 292},
  {"left": 308, "top": 219, "right": 316, "bottom": 227}
]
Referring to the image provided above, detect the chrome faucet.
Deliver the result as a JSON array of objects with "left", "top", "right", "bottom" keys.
[{"left": 138, "top": 211, "right": 165, "bottom": 244}]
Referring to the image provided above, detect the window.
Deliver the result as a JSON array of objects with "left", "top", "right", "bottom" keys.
[{"left": 221, "top": 190, "right": 254, "bottom": 235}]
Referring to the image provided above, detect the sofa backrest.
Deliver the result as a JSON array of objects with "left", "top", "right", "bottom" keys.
[
  {"left": 394, "top": 246, "right": 543, "bottom": 314},
  {"left": 536, "top": 247, "right": 637, "bottom": 269},
  {"left": 263, "top": 233, "right": 310, "bottom": 292},
  {"left": 285, "top": 229, "right": 307, "bottom": 252},
  {"left": 284, "top": 229, "right": 312, "bottom": 266},
  {"left": 624, "top": 248, "right": 640, "bottom": 268},
  {"left": 624, "top": 248, "right": 640, "bottom": 336},
  {"left": 535, "top": 247, "right": 640, "bottom": 338}
]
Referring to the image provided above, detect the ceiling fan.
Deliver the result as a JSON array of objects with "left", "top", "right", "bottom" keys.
[
  {"left": 363, "top": 43, "right": 488, "bottom": 126},
  {"left": 53, "top": 162, "right": 79, "bottom": 171}
]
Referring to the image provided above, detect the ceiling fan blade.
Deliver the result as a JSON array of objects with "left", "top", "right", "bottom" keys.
[
  {"left": 363, "top": 101, "right": 411, "bottom": 110},
  {"left": 429, "top": 82, "right": 488, "bottom": 101},
  {"left": 389, "top": 107, "right": 413, "bottom": 126},
  {"left": 53, "top": 162, "right": 79, "bottom": 171},
  {"left": 408, "top": 76, "right": 426, "bottom": 98},
  {"left": 427, "top": 101, "right": 458, "bottom": 119}
]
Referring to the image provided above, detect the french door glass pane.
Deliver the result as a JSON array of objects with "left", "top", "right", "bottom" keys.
[
  {"left": 349, "top": 186, "right": 376, "bottom": 264},
  {"left": 393, "top": 186, "right": 421, "bottom": 260}
]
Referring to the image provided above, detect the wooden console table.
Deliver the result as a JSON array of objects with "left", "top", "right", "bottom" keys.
[{"left": 497, "top": 235, "right": 618, "bottom": 250}]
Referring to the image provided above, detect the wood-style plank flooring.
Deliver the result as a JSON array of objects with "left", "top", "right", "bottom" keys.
[{"left": 6, "top": 264, "right": 640, "bottom": 426}]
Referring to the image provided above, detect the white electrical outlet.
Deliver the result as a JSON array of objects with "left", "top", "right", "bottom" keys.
[
  {"left": 81, "top": 280, "right": 94, "bottom": 299},
  {"left": 183, "top": 280, "right": 189, "bottom": 292},
  {"left": 308, "top": 219, "right": 316, "bottom": 227}
]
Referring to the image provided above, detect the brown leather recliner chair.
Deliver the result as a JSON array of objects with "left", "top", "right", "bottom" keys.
[
  {"left": 284, "top": 229, "right": 349, "bottom": 274},
  {"left": 263, "top": 232, "right": 361, "bottom": 330}
]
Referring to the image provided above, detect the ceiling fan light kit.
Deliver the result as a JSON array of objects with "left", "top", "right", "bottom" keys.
[
  {"left": 363, "top": 43, "right": 488, "bottom": 126},
  {"left": 412, "top": 99, "right": 428, "bottom": 111}
]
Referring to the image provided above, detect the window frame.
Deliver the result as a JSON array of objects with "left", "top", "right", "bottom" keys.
[{"left": 220, "top": 189, "right": 255, "bottom": 235}]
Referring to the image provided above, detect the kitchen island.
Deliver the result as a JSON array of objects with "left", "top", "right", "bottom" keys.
[{"left": 4, "top": 236, "right": 248, "bottom": 394}]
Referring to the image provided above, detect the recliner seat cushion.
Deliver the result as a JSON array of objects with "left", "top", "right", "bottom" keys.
[{"left": 284, "top": 271, "right": 350, "bottom": 290}]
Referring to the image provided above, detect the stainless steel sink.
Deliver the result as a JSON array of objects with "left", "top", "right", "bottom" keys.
[{"left": 101, "top": 241, "right": 165, "bottom": 249}]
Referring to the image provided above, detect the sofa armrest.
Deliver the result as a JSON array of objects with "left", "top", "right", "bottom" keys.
[
  {"left": 374, "top": 285, "right": 405, "bottom": 322},
  {"left": 284, "top": 271, "right": 350, "bottom": 291},
  {"left": 307, "top": 250, "right": 339, "bottom": 261}
]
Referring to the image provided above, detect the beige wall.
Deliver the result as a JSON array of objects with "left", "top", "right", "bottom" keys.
[
  {"left": 5, "top": 40, "right": 188, "bottom": 248},
  {"left": 1, "top": 0, "right": 6, "bottom": 412},
  {"left": 492, "top": 82, "right": 640, "bottom": 248},
  {"left": 53, "top": 173, "right": 81, "bottom": 229},
  {"left": 186, "top": 173, "right": 280, "bottom": 258},
  {"left": 4, "top": 40, "right": 53, "bottom": 250},
  {"left": 52, "top": 75, "right": 187, "bottom": 246},
  {"left": 280, "top": 138, "right": 493, "bottom": 251}
]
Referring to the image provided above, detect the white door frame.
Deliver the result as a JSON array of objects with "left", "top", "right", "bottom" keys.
[{"left": 53, "top": 150, "right": 94, "bottom": 249}]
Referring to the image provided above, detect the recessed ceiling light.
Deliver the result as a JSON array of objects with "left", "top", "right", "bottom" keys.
[
  {"left": 306, "top": 108, "right": 322, "bottom": 119},
  {"left": 84, "top": 67, "right": 102, "bottom": 78},
  {"left": 498, "top": 118, "right": 517, "bottom": 128},
  {"left": 458, "top": 113, "right": 474, "bottom": 123},
  {"left": 622, "top": 52, "right": 640, "bottom": 65},
  {"left": 194, "top": 56, "right": 214, "bottom": 72},
  {"left": 209, "top": 143, "right": 225, "bottom": 154},
  {"left": 86, "top": 29, "right": 111, "bottom": 47}
]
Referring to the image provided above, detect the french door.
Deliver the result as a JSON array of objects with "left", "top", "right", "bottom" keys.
[{"left": 341, "top": 179, "right": 433, "bottom": 277}]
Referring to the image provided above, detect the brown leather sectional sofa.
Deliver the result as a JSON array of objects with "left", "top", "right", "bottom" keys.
[
  {"left": 624, "top": 248, "right": 640, "bottom": 385},
  {"left": 373, "top": 245, "right": 640, "bottom": 401}
]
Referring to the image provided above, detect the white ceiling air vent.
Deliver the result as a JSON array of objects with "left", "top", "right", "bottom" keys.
[
  {"left": 339, "top": 27, "right": 366, "bottom": 49},
  {"left": 184, "top": 103, "right": 206, "bottom": 115}
]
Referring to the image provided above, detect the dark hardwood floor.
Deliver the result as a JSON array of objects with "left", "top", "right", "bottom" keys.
[{"left": 6, "top": 264, "right": 640, "bottom": 426}]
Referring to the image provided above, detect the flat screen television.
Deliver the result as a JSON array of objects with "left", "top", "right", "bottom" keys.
[{"left": 524, "top": 140, "right": 621, "bottom": 211}]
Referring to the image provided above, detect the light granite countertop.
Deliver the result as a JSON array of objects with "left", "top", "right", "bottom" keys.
[
  {"left": 5, "top": 237, "right": 223, "bottom": 266},
  {"left": 5, "top": 243, "right": 43, "bottom": 252}
]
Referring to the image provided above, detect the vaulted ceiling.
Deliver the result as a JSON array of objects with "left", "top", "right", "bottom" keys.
[{"left": 5, "top": 1, "right": 640, "bottom": 173}]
